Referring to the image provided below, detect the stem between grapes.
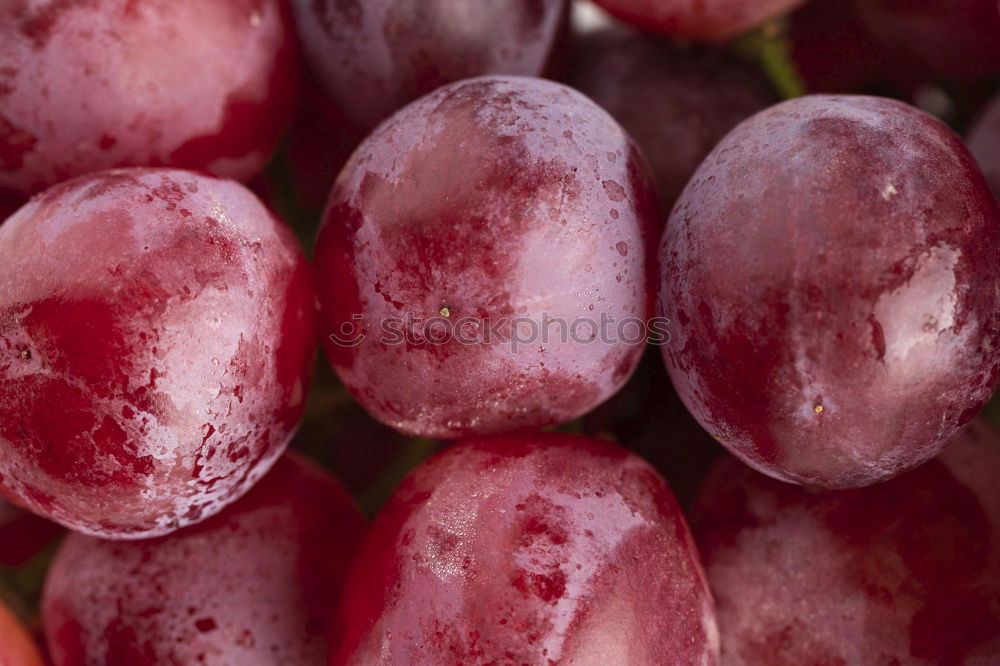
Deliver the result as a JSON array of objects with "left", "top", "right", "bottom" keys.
[
  {"left": 358, "top": 438, "right": 438, "bottom": 517},
  {"left": 736, "top": 20, "right": 807, "bottom": 100}
]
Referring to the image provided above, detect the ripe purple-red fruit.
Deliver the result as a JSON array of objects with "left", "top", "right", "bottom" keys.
[
  {"left": 292, "top": 0, "right": 567, "bottom": 130},
  {"left": 42, "top": 453, "right": 365, "bottom": 666},
  {"left": 315, "top": 76, "right": 658, "bottom": 438},
  {"left": 660, "top": 95, "right": 1000, "bottom": 488},
  {"left": 0, "top": 0, "right": 297, "bottom": 194},
  {"left": 692, "top": 420, "right": 1000, "bottom": 664},
  {"left": 330, "top": 433, "right": 719, "bottom": 665},
  {"left": 0, "top": 168, "right": 315, "bottom": 538}
]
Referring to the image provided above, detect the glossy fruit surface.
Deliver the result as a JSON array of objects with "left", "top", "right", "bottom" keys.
[
  {"left": 0, "top": 0, "right": 297, "bottom": 194},
  {"left": 330, "top": 433, "right": 719, "bottom": 665},
  {"left": 968, "top": 94, "right": 1000, "bottom": 199},
  {"left": 0, "top": 598, "right": 44, "bottom": 666},
  {"left": 0, "top": 168, "right": 315, "bottom": 538},
  {"left": 590, "top": 0, "right": 807, "bottom": 41},
  {"left": 42, "top": 453, "right": 365, "bottom": 665},
  {"left": 292, "top": 0, "right": 567, "bottom": 130},
  {"left": 315, "top": 76, "right": 658, "bottom": 439},
  {"left": 692, "top": 420, "right": 1000, "bottom": 664},
  {"left": 661, "top": 95, "right": 1000, "bottom": 488},
  {"left": 567, "top": 28, "right": 773, "bottom": 212},
  {"left": 852, "top": 0, "right": 1000, "bottom": 79}
]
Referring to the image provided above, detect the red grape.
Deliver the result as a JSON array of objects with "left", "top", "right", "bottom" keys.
[
  {"left": 660, "top": 95, "right": 1000, "bottom": 488},
  {"left": 0, "top": 0, "right": 297, "bottom": 195},
  {"left": 851, "top": 0, "right": 1000, "bottom": 80},
  {"left": 567, "top": 27, "right": 774, "bottom": 213},
  {"left": 789, "top": 0, "right": 893, "bottom": 93},
  {"left": 291, "top": 0, "right": 568, "bottom": 130},
  {"left": 968, "top": 94, "right": 1000, "bottom": 200},
  {"left": 0, "top": 598, "right": 44, "bottom": 666},
  {"left": 42, "top": 453, "right": 365, "bottom": 666},
  {"left": 330, "top": 433, "right": 719, "bottom": 665},
  {"left": 0, "top": 496, "right": 62, "bottom": 567},
  {"left": 590, "top": 0, "right": 807, "bottom": 41},
  {"left": 314, "top": 76, "right": 658, "bottom": 439},
  {"left": 0, "top": 168, "right": 315, "bottom": 538},
  {"left": 691, "top": 420, "right": 1000, "bottom": 664}
]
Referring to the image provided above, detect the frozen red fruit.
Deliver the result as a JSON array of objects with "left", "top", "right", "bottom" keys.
[
  {"left": 314, "top": 76, "right": 658, "bottom": 439},
  {"left": 0, "top": 0, "right": 297, "bottom": 195},
  {"left": 330, "top": 433, "right": 719, "bottom": 665},
  {"left": 567, "top": 28, "right": 774, "bottom": 212},
  {"left": 0, "top": 598, "right": 44, "bottom": 666},
  {"left": 0, "top": 168, "right": 315, "bottom": 538},
  {"left": 660, "top": 95, "right": 1000, "bottom": 488},
  {"left": 968, "top": 94, "right": 1000, "bottom": 199},
  {"left": 292, "top": 0, "right": 567, "bottom": 130},
  {"left": 590, "top": 0, "right": 807, "bottom": 41},
  {"left": 42, "top": 453, "right": 365, "bottom": 666},
  {"left": 691, "top": 419, "right": 1000, "bottom": 664},
  {"left": 852, "top": 0, "right": 1000, "bottom": 80},
  {"left": 0, "top": 496, "right": 62, "bottom": 567}
]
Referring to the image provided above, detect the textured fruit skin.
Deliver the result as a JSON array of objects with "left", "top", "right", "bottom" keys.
[
  {"left": 0, "top": 0, "right": 297, "bottom": 195},
  {"left": 42, "top": 453, "right": 366, "bottom": 666},
  {"left": 0, "top": 168, "right": 315, "bottom": 538},
  {"left": 0, "top": 598, "right": 44, "bottom": 666},
  {"left": 691, "top": 420, "right": 1000, "bottom": 664},
  {"left": 567, "top": 28, "right": 774, "bottom": 213},
  {"left": 968, "top": 95, "right": 1000, "bottom": 200},
  {"left": 292, "top": 0, "right": 567, "bottom": 130},
  {"left": 315, "top": 76, "right": 658, "bottom": 439},
  {"left": 590, "top": 0, "right": 806, "bottom": 41},
  {"left": 329, "top": 434, "right": 719, "bottom": 665},
  {"left": 660, "top": 95, "right": 1000, "bottom": 489},
  {"left": 852, "top": 0, "right": 1000, "bottom": 80}
]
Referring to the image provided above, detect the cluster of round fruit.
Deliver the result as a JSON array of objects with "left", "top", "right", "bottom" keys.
[{"left": 1, "top": 0, "right": 999, "bottom": 664}]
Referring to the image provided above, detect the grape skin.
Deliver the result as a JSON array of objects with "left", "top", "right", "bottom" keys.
[
  {"left": 330, "top": 433, "right": 719, "bottom": 665},
  {"left": 660, "top": 95, "right": 1000, "bottom": 488},
  {"left": 851, "top": 0, "right": 1000, "bottom": 80},
  {"left": 0, "top": 168, "right": 315, "bottom": 538},
  {"left": 691, "top": 420, "right": 1000, "bottom": 664},
  {"left": 0, "top": 0, "right": 297, "bottom": 195},
  {"left": 590, "top": 0, "right": 807, "bottom": 41},
  {"left": 567, "top": 27, "right": 774, "bottom": 213},
  {"left": 42, "top": 454, "right": 365, "bottom": 666},
  {"left": 292, "top": 0, "right": 567, "bottom": 130},
  {"left": 314, "top": 76, "right": 658, "bottom": 439},
  {"left": 968, "top": 94, "right": 1000, "bottom": 200}
]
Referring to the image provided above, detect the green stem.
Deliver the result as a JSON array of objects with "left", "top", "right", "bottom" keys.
[{"left": 736, "top": 21, "right": 807, "bottom": 100}]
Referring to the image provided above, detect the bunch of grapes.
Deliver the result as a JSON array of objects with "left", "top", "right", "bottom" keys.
[{"left": 1, "top": 0, "right": 998, "bottom": 664}]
